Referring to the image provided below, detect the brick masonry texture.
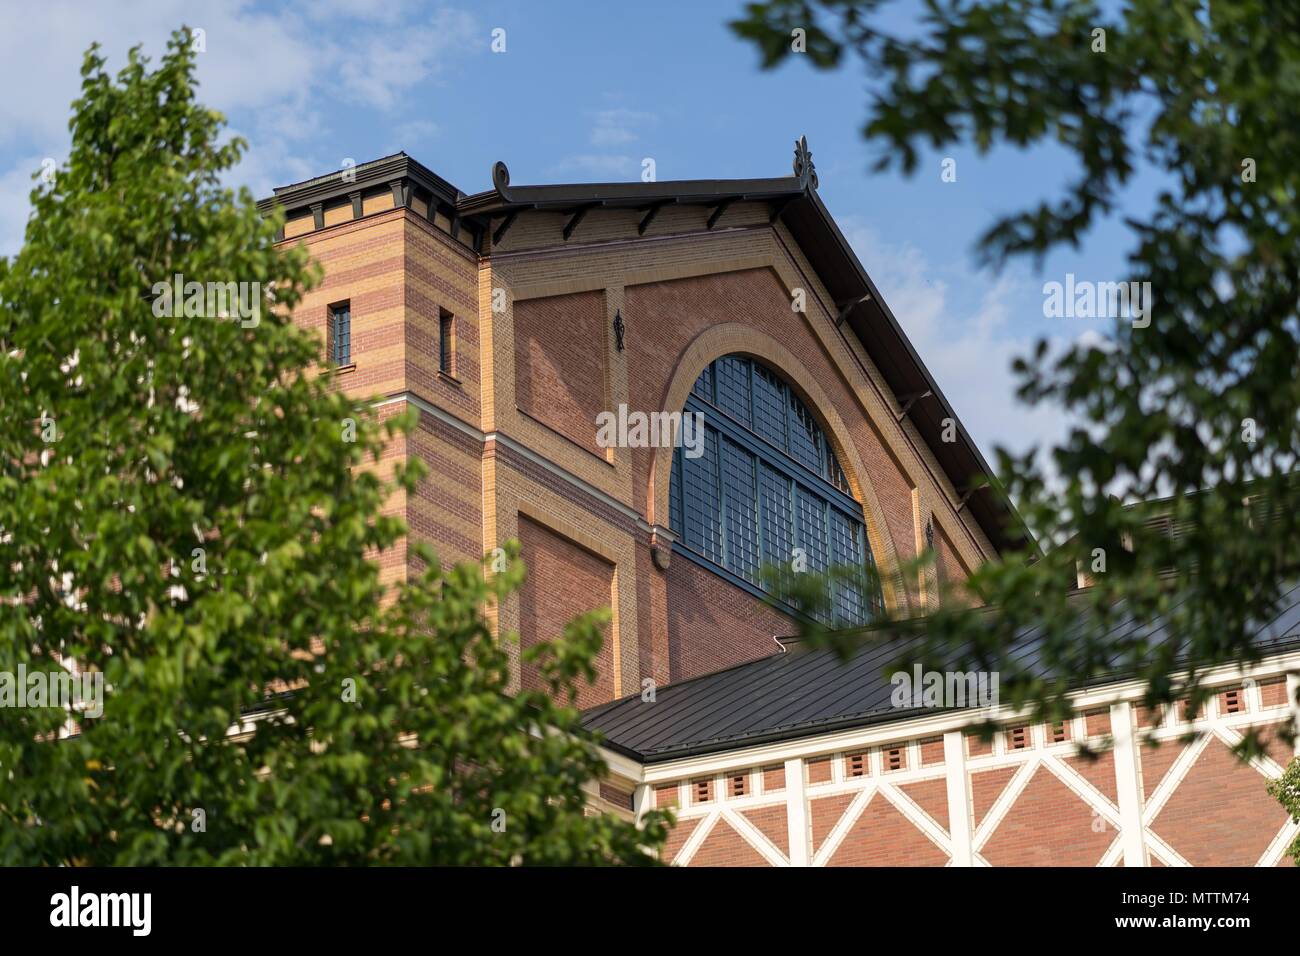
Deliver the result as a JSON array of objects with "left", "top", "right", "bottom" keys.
[
  {"left": 1148, "top": 737, "right": 1291, "bottom": 866},
  {"left": 828, "top": 793, "right": 949, "bottom": 866},
  {"left": 278, "top": 193, "right": 1298, "bottom": 868},
  {"left": 664, "top": 553, "right": 795, "bottom": 682},
  {"left": 513, "top": 289, "right": 607, "bottom": 457},
  {"left": 516, "top": 514, "right": 615, "bottom": 709}
]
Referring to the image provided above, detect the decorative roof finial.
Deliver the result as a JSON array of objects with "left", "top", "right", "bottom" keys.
[
  {"left": 793, "top": 136, "right": 818, "bottom": 190},
  {"left": 492, "top": 161, "right": 512, "bottom": 198}
]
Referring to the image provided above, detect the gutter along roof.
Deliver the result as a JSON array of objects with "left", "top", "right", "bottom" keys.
[
  {"left": 259, "top": 140, "right": 1034, "bottom": 556},
  {"left": 582, "top": 581, "right": 1300, "bottom": 763}
]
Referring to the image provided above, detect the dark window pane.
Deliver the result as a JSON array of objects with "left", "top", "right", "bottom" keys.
[
  {"left": 669, "top": 445, "right": 683, "bottom": 534},
  {"left": 713, "top": 355, "right": 752, "bottom": 428},
  {"left": 721, "top": 438, "right": 759, "bottom": 582},
  {"left": 682, "top": 427, "right": 722, "bottom": 564},
  {"left": 795, "top": 487, "right": 829, "bottom": 575},
  {"left": 330, "top": 303, "right": 350, "bottom": 365},
  {"left": 826, "top": 448, "right": 850, "bottom": 494},
  {"left": 751, "top": 363, "right": 787, "bottom": 450},
  {"left": 759, "top": 464, "right": 795, "bottom": 579},
  {"left": 692, "top": 361, "right": 715, "bottom": 402},
  {"left": 795, "top": 487, "right": 830, "bottom": 622},
  {"left": 439, "top": 311, "right": 454, "bottom": 373},
  {"left": 830, "top": 508, "right": 866, "bottom": 625},
  {"left": 787, "top": 394, "right": 822, "bottom": 474}
]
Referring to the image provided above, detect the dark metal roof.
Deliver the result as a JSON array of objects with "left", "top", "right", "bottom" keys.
[{"left": 583, "top": 582, "right": 1300, "bottom": 763}]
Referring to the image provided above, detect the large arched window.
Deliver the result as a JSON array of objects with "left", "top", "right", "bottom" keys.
[{"left": 669, "top": 354, "right": 882, "bottom": 625}]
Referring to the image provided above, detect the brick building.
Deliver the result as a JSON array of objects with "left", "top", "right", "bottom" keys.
[{"left": 261, "top": 142, "right": 1300, "bottom": 866}]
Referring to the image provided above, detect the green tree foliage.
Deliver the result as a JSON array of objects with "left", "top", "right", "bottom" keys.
[
  {"left": 733, "top": 0, "right": 1300, "bottom": 753},
  {"left": 0, "top": 32, "right": 667, "bottom": 865},
  {"left": 1267, "top": 756, "right": 1300, "bottom": 864}
]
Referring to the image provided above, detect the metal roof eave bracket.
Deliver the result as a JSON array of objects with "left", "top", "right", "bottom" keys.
[
  {"left": 894, "top": 389, "right": 934, "bottom": 423},
  {"left": 835, "top": 293, "right": 872, "bottom": 327},
  {"left": 706, "top": 197, "right": 737, "bottom": 230},
  {"left": 491, "top": 210, "right": 518, "bottom": 246},
  {"left": 638, "top": 199, "right": 674, "bottom": 236},
  {"left": 563, "top": 204, "right": 597, "bottom": 241}
]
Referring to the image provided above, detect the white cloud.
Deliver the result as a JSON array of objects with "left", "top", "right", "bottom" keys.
[
  {"left": 392, "top": 119, "right": 439, "bottom": 152},
  {"left": 551, "top": 108, "right": 658, "bottom": 180},
  {"left": 589, "top": 108, "right": 656, "bottom": 148},
  {"left": 551, "top": 154, "right": 638, "bottom": 179},
  {"left": 333, "top": 9, "right": 477, "bottom": 110},
  {"left": 0, "top": 0, "right": 479, "bottom": 255}
]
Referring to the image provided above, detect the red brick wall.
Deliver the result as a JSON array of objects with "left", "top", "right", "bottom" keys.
[
  {"left": 664, "top": 553, "right": 793, "bottom": 682},
  {"left": 1148, "top": 736, "right": 1292, "bottom": 866},
  {"left": 828, "top": 795, "right": 949, "bottom": 866},
  {"left": 513, "top": 290, "right": 607, "bottom": 456},
  {"left": 517, "top": 515, "right": 615, "bottom": 707},
  {"left": 979, "top": 765, "right": 1116, "bottom": 866}
]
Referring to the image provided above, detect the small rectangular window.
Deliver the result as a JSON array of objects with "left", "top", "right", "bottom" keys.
[
  {"left": 846, "top": 753, "right": 867, "bottom": 778},
  {"left": 730, "top": 774, "right": 747, "bottom": 798},
  {"left": 1222, "top": 688, "right": 1243, "bottom": 714},
  {"left": 329, "top": 301, "right": 351, "bottom": 366},
  {"left": 884, "top": 747, "right": 904, "bottom": 772},
  {"left": 1050, "top": 721, "right": 1069, "bottom": 744},
  {"left": 439, "top": 309, "right": 455, "bottom": 375},
  {"left": 1008, "top": 726, "right": 1029, "bottom": 750},
  {"left": 693, "top": 778, "right": 712, "bottom": 804}
]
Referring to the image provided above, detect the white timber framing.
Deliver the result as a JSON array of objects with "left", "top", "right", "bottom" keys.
[{"left": 600, "top": 651, "right": 1300, "bottom": 866}]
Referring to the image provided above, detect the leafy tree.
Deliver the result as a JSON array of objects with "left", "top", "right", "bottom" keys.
[
  {"left": 0, "top": 32, "right": 666, "bottom": 865},
  {"left": 733, "top": 0, "right": 1300, "bottom": 752},
  {"left": 1267, "top": 756, "right": 1300, "bottom": 864}
]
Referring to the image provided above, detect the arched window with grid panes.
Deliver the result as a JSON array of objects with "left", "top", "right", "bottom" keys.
[{"left": 669, "top": 354, "right": 882, "bottom": 625}]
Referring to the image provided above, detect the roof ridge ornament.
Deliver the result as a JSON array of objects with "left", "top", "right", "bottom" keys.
[
  {"left": 491, "top": 160, "right": 513, "bottom": 200},
  {"left": 793, "top": 135, "right": 818, "bottom": 190}
]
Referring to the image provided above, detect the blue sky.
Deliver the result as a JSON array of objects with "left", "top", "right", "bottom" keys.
[{"left": 0, "top": 0, "right": 1153, "bottom": 474}]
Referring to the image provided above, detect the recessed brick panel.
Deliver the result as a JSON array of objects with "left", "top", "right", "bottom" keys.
[
  {"left": 980, "top": 765, "right": 1115, "bottom": 866},
  {"left": 1150, "top": 737, "right": 1291, "bottom": 866},
  {"left": 741, "top": 804, "right": 790, "bottom": 858},
  {"left": 688, "top": 817, "right": 772, "bottom": 867},
  {"left": 661, "top": 816, "right": 701, "bottom": 864},
  {"left": 1063, "top": 749, "right": 1118, "bottom": 805},
  {"left": 810, "top": 792, "right": 857, "bottom": 853},
  {"left": 1259, "top": 676, "right": 1289, "bottom": 708},
  {"left": 970, "top": 765, "right": 1018, "bottom": 830},
  {"left": 898, "top": 777, "right": 950, "bottom": 832},
  {"left": 513, "top": 290, "right": 607, "bottom": 456},
  {"left": 517, "top": 515, "right": 615, "bottom": 708},
  {"left": 827, "top": 792, "right": 949, "bottom": 866}
]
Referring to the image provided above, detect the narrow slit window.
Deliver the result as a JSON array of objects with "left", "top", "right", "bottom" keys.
[
  {"left": 439, "top": 309, "right": 455, "bottom": 375},
  {"left": 329, "top": 301, "right": 351, "bottom": 366}
]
